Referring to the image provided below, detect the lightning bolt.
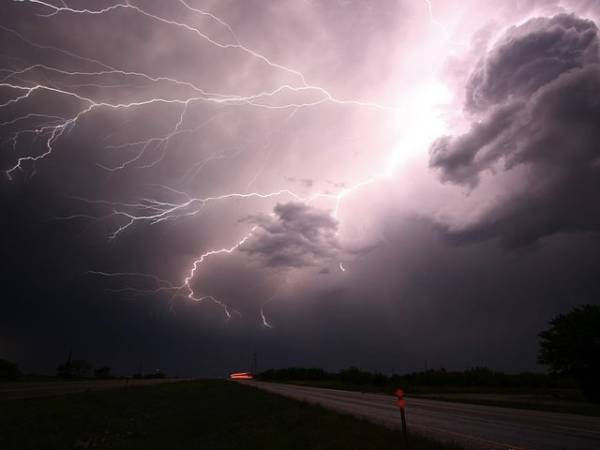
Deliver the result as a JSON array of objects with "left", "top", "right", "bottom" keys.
[
  {"left": 2, "top": 0, "right": 396, "bottom": 179},
  {"left": 260, "top": 298, "right": 275, "bottom": 329},
  {"left": 424, "top": 0, "right": 451, "bottom": 40},
  {"left": 422, "top": 0, "right": 468, "bottom": 50},
  {"left": 2, "top": 0, "right": 447, "bottom": 322}
]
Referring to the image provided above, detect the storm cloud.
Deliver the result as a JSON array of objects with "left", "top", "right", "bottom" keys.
[
  {"left": 1, "top": 1, "right": 600, "bottom": 377},
  {"left": 430, "top": 14, "right": 600, "bottom": 246},
  {"left": 240, "top": 202, "right": 339, "bottom": 268}
]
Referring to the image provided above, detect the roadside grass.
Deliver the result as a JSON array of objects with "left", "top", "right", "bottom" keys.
[
  {"left": 0, "top": 379, "right": 462, "bottom": 450},
  {"left": 266, "top": 380, "right": 600, "bottom": 417}
]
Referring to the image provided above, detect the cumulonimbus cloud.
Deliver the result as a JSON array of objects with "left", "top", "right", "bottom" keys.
[
  {"left": 239, "top": 202, "right": 339, "bottom": 268},
  {"left": 430, "top": 14, "right": 600, "bottom": 246}
]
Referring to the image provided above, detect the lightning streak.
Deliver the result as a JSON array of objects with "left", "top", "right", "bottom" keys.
[
  {"left": 424, "top": 0, "right": 451, "bottom": 39},
  {"left": 1, "top": 0, "right": 447, "bottom": 322}
]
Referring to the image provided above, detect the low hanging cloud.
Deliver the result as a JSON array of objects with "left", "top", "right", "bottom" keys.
[
  {"left": 239, "top": 202, "right": 339, "bottom": 268},
  {"left": 430, "top": 14, "right": 600, "bottom": 246}
]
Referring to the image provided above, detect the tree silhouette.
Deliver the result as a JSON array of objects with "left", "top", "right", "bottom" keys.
[
  {"left": 57, "top": 359, "right": 92, "bottom": 378},
  {"left": 0, "top": 359, "right": 21, "bottom": 380},
  {"left": 94, "top": 366, "right": 112, "bottom": 379},
  {"left": 539, "top": 304, "right": 600, "bottom": 402}
]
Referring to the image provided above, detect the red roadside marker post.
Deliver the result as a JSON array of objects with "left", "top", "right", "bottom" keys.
[{"left": 395, "top": 388, "right": 408, "bottom": 448}]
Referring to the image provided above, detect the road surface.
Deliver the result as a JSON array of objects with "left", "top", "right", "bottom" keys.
[
  {"left": 0, "top": 379, "right": 185, "bottom": 401},
  {"left": 245, "top": 381, "right": 600, "bottom": 450}
]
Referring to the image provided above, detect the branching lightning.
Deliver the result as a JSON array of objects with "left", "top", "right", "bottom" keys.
[
  {"left": 424, "top": 0, "right": 451, "bottom": 40},
  {"left": 2, "top": 0, "right": 452, "bottom": 324}
]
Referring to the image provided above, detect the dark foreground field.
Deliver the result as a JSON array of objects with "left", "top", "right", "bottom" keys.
[{"left": 0, "top": 380, "right": 460, "bottom": 450}]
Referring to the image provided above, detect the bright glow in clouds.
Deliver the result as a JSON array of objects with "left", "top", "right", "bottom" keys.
[
  {"left": 2, "top": 0, "right": 596, "bottom": 326},
  {"left": 387, "top": 81, "right": 453, "bottom": 170}
]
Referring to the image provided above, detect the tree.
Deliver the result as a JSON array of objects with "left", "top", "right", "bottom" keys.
[
  {"left": 57, "top": 359, "right": 92, "bottom": 378},
  {"left": 94, "top": 366, "right": 112, "bottom": 379},
  {"left": 538, "top": 304, "right": 600, "bottom": 402},
  {"left": 0, "top": 359, "right": 21, "bottom": 380}
]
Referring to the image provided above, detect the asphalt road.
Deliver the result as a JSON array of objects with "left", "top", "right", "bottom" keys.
[
  {"left": 0, "top": 379, "right": 184, "bottom": 401},
  {"left": 245, "top": 381, "right": 600, "bottom": 450}
]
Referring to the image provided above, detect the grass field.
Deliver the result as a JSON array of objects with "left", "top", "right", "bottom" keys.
[
  {"left": 265, "top": 379, "right": 600, "bottom": 417},
  {"left": 0, "top": 380, "right": 461, "bottom": 450}
]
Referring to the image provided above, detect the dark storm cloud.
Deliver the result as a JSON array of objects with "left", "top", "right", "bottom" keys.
[
  {"left": 1, "top": 0, "right": 404, "bottom": 376},
  {"left": 240, "top": 202, "right": 338, "bottom": 268},
  {"left": 465, "top": 14, "right": 599, "bottom": 112},
  {"left": 430, "top": 14, "right": 600, "bottom": 246},
  {"left": 282, "top": 215, "right": 600, "bottom": 371},
  {"left": 2, "top": 0, "right": 600, "bottom": 380}
]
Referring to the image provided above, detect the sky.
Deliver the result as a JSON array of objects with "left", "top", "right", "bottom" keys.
[{"left": 1, "top": 0, "right": 600, "bottom": 377}]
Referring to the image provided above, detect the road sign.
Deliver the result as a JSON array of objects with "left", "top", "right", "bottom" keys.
[{"left": 395, "top": 387, "right": 408, "bottom": 448}]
